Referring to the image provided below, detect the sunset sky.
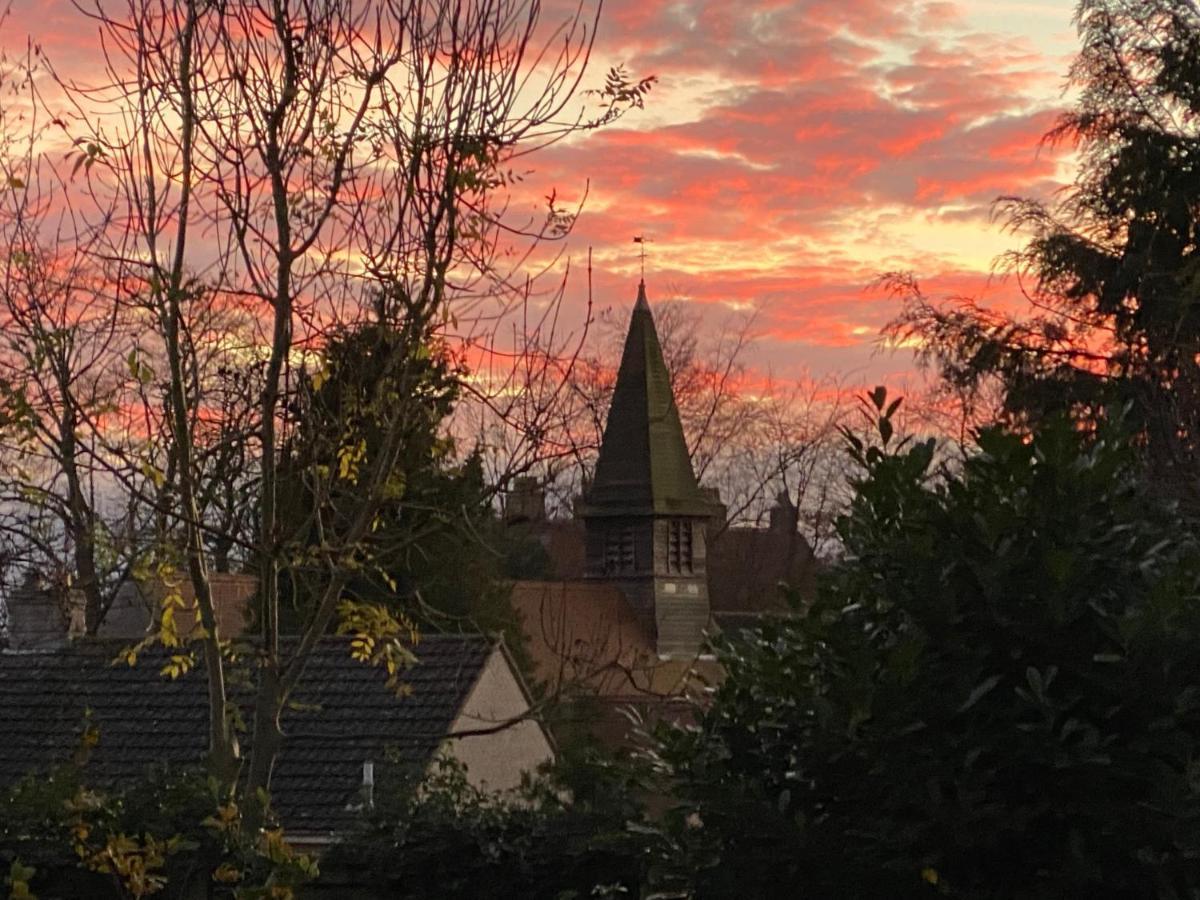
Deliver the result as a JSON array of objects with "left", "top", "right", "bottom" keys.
[
  {"left": 537, "top": 0, "right": 1080, "bottom": 389},
  {"left": 1, "top": 0, "right": 1081, "bottom": 389}
]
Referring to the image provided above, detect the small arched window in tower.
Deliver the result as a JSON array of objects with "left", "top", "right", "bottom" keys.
[{"left": 667, "top": 519, "right": 693, "bottom": 574}]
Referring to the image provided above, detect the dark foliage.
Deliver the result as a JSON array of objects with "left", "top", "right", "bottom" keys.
[
  {"left": 655, "top": 392, "right": 1200, "bottom": 898},
  {"left": 1, "top": 755, "right": 315, "bottom": 898},
  {"left": 888, "top": 1, "right": 1200, "bottom": 500},
  {"left": 276, "top": 320, "right": 506, "bottom": 631},
  {"left": 321, "top": 756, "right": 653, "bottom": 899}
]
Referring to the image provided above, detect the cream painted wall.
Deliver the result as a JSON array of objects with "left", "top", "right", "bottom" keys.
[{"left": 439, "top": 647, "right": 555, "bottom": 793}]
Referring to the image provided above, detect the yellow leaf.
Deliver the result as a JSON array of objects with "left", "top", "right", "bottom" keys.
[
  {"left": 139, "top": 460, "right": 165, "bottom": 488},
  {"left": 8, "top": 859, "right": 38, "bottom": 900},
  {"left": 212, "top": 863, "right": 241, "bottom": 884},
  {"left": 337, "top": 438, "right": 367, "bottom": 482}
]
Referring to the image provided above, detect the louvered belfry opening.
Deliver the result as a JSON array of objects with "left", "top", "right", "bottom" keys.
[{"left": 667, "top": 519, "right": 694, "bottom": 575}]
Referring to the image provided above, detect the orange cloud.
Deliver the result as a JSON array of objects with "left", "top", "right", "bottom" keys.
[{"left": 2, "top": 0, "right": 1079, "bottom": 396}]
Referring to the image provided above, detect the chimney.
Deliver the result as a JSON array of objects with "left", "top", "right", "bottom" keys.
[
  {"left": 505, "top": 476, "right": 546, "bottom": 524},
  {"left": 2, "top": 572, "right": 84, "bottom": 651},
  {"left": 768, "top": 491, "right": 799, "bottom": 534},
  {"left": 701, "top": 486, "right": 727, "bottom": 530}
]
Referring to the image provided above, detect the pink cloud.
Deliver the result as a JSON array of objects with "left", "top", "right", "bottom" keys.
[{"left": 2, "top": 0, "right": 1079, "bottom": 392}]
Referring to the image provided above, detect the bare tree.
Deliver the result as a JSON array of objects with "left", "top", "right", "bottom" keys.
[
  {"left": 0, "top": 25, "right": 150, "bottom": 632},
  {"left": 0, "top": 0, "right": 650, "bottom": 814}
]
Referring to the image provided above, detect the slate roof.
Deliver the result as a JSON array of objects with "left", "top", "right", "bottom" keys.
[
  {"left": 0, "top": 635, "right": 491, "bottom": 834},
  {"left": 583, "top": 282, "right": 713, "bottom": 517}
]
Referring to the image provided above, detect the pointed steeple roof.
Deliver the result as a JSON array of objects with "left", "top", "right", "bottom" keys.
[{"left": 584, "top": 281, "right": 712, "bottom": 517}]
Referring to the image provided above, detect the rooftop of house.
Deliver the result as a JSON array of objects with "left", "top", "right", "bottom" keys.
[
  {"left": 509, "top": 580, "right": 719, "bottom": 699},
  {"left": 0, "top": 635, "right": 495, "bottom": 834},
  {"left": 705, "top": 521, "right": 815, "bottom": 613}
]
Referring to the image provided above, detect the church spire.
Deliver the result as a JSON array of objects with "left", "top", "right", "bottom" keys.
[
  {"left": 584, "top": 281, "right": 710, "bottom": 517},
  {"left": 581, "top": 279, "right": 714, "bottom": 657}
]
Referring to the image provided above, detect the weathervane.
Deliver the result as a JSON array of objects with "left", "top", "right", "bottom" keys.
[{"left": 633, "top": 234, "right": 652, "bottom": 280}]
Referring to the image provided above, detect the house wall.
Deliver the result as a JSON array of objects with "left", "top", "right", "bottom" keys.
[{"left": 439, "top": 647, "right": 555, "bottom": 793}]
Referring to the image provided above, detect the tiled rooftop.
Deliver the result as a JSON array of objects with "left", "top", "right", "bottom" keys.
[{"left": 0, "top": 635, "right": 491, "bottom": 832}]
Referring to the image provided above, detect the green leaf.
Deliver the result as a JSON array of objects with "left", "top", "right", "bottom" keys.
[{"left": 957, "top": 674, "right": 1002, "bottom": 713}]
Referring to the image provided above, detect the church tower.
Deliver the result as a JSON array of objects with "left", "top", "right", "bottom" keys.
[{"left": 580, "top": 281, "right": 715, "bottom": 657}]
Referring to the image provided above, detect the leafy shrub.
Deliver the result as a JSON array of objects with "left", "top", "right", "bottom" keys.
[
  {"left": 1, "top": 753, "right": 315, "bottom": 899},
  {"left": 656, "top": 396, "right": 1200, "bottom": 898},
  {"left": 323, "top": 755, "right": 653, "bottom": 899}
]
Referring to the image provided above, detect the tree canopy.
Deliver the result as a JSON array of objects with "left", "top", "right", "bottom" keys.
[
  {"left": 889, "top": 0, "right": 1200, "bottom": 499},
  {"left": 0, "top": 0, "right": 654, "bottom": 825},
  {"left": 654, "top": 393, "right": 1200, "bottom": 897}
]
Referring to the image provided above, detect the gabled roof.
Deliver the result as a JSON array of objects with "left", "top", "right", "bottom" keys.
[
  {"left": 0, "top": 636, "right": 491, "bottom": 833},
  {"left": 583, "top": 282, "right": 712, "bottom": 518}
]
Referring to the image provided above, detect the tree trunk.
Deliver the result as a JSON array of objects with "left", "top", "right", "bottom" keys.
[
  {"left": 245, "top": 662, "right": 284, "bottom": 829},
  {"left": 60, "top": 408, "right": 104, "bottom": 633}
]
